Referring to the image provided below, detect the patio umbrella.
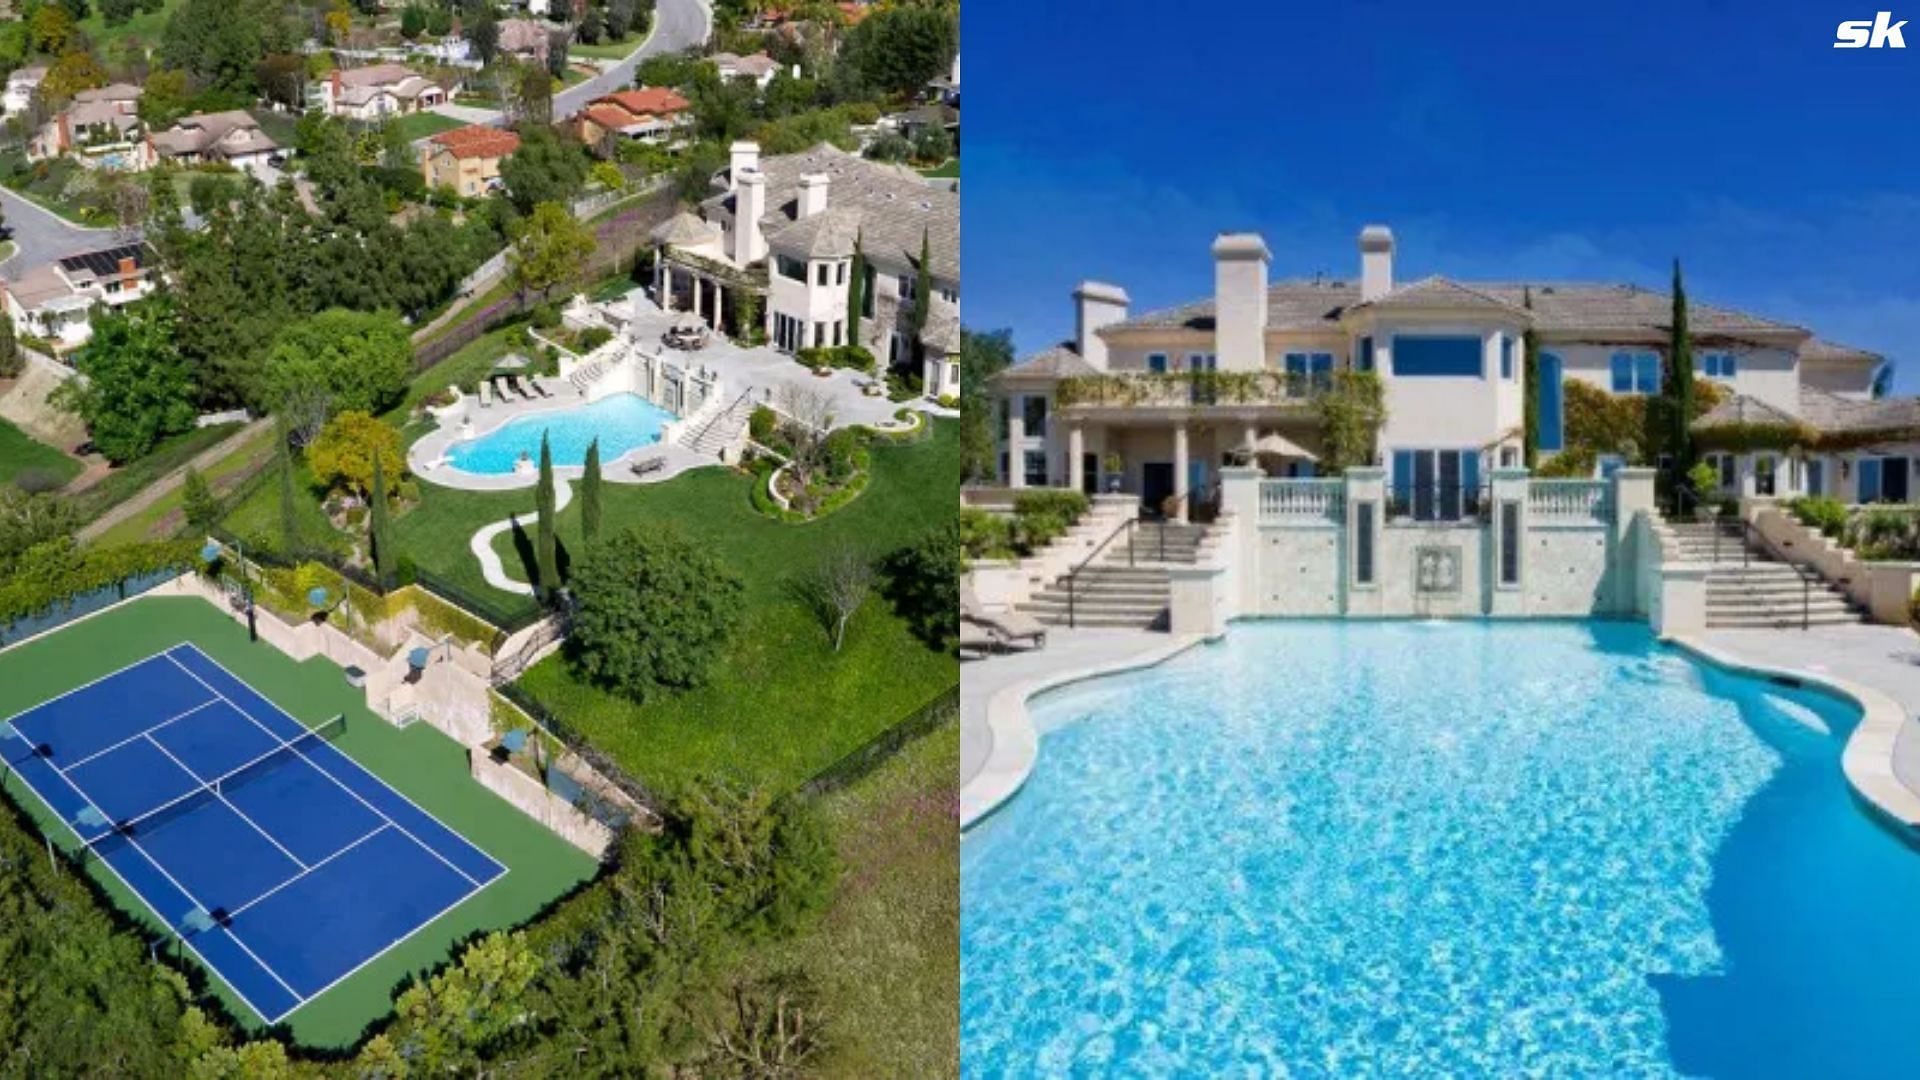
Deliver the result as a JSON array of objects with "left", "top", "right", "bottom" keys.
[
  {"left": 493, "top": 352, "right": 530, "bottom": 371},
  {"left": 408, "top": 646, "right": 432, "bottom": 671},
  {"left": 500, "top": 728, "right": 529, "bottom": 754}
]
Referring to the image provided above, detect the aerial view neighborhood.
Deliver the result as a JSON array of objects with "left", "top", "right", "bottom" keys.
[{"left": 0, "top": 0, "right": 959, "bottom": 1073}]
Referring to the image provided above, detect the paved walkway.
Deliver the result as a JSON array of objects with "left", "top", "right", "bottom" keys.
[
  {"left": 960, "top": 628, "right": 1204, "bottom": 828},
  {"left": 1698, "top": 623, "right": 1920, "bottom": 814},
  {"left": 78, "top": 418, "right": 273, "bottom": 542},
  {"left": 471, "top": 477, "right": 574, "bottom": 595}
]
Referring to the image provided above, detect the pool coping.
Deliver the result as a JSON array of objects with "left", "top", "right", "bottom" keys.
[
  {"left": 1667, "top": 632, "right": 1920, "bottom": 831},
  {"left": 407, "top": 391, "right": 688, "bottom": 491},
  {"left": 959, "top": 633, "right": 1211, "bottom": 832}
]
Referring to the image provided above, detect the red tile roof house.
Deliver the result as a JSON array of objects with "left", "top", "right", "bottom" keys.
[
  {"left": 320, "top": 63, "right": 449, "bottom": 121},
  {"left": 419, "top": 125, "right": 520, "bottom": 197},
  {"left": 569, "top": 88, "right": 692, "bottom": 153}
]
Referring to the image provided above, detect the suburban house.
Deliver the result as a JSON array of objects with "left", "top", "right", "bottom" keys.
[
  {"left": 711, "top": 51, "right": 782, "bottom": 89},
  {"left": 498, "top": 19, "right": 553, "bottom": 63},
  {"left": 570, "top": 88, "right": 692, "bottom": 152},
  {"left": 320, "top": 63, "right": 448, "bottom": 120},
  {"left": 988, "top": 225, "right": 1895, "bottom": 517},
  {"left": 29, "top": 83, "right": 145, "bottom": 169},
  {"left": 926, "top": 51, "right": 959, "bottom": 106},
  {"left": 419, "top": 124, "right": 519, "bottom": 197},
  {"left": 646, "top": 140, "right": 961, "bottom": 400},
  {"left": 147, "top": 111, "right": 279, "bottom": 177},
  {"left": 3, "top": 64, "right": 46, "bottom": 115},
  {"left": 1, "top": 243, "right": 160, "bottom": 351}
]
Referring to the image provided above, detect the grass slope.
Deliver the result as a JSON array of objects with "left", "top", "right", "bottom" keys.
[
  {"left": 0, "top": 416, "right": 81, "bottom": 489},
  {"left": 0, "top": 596, "right": 598, "bottom": 1048}
]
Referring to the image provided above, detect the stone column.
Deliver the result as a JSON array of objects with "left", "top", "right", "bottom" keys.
[
  {"left": 1172, "top": 422, "right": 1190, "bottom": 523},
  {"left": 1487, "top": 467, "right": 1531, "bottom": 617},
  {"left": 1007, "top": 399, "right": 1027, "bottom": 489},
  {"left": 1612, "top": 467, "right": 1657, "bottom": 616},
  {"left": 1219, "top": 465, "right": 1262, "bottom": 615},
  {"left": 660, "top": 262, "right": 673, "bottom": 309},
  {"left": 1067, "top": 423, "right": 1085, "bottom": 494},
  {"left": 1344, "top": 466, "right": 1386, "bottom": 617}
]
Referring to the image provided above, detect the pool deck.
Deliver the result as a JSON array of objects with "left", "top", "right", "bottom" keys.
[
  {"left": 960, "top": 629, "right": 1206, "bottom": 831},
  {"left": 1683, "top": 624, "right": 1920, "bottom": 829}
]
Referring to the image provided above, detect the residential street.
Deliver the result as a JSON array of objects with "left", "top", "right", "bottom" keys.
[
  {"left": 0, "top": 186, "right": 134, "bottom": 281},
  {"left": 555, "top": 0, "right": 713, "bottom": 118}
]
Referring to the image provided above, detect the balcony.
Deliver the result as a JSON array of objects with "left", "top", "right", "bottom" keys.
[{"left": 1055, "top": 370, "right": 1329, "bottom": 411}]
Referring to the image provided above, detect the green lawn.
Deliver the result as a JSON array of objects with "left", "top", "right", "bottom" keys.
[
  {"left": 390, "top": 111, "right": 466, "bottom": 142},
  {"left": 0, "top": 595, "right": 598, "bottom": 1048},
  {"left": 92, "top": 424, "right": 276, "bottom": 547},
  {"left": 767, "top": 721, "right": 958, "bottom": 1078},
  {"left": 387, "top": 421, "right": 959, "bottom": 793},
  {"left": 570, "top": 36, "right": 647, "bottom": 60},
  {"left": 919, "top": 158, "right": 960, "bottom": 179},
  {"left": 78, "top": 0, "right": 181, "bottom": 54},
  {"left": 0, "top": 417, "right": 82, "bottom": 490}
]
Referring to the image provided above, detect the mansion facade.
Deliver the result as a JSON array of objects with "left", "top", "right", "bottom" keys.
[{"left": 990, "top": 225, "right": 1894, "bottom": 519}]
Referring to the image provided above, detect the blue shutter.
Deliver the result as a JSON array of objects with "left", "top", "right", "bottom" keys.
[
  {"left": 1538, "top": 354, "right": 1564, "bottom": 450},
  {"left": 1461, "top": 450, "right": 1481, "bottom": 510},
  {"left": 1807, "top": 460, "right": 1824, "bottom": 496},
  {"left": 1392, "top": 450, "right": 1413, "bottom": 510},
  {"left": 1860, "top": 458, "right": 1882, "bottom": 502},
  {"left": 1499, "top": 336, "right": 1513, "bottom": 380},
  {"left": 1636, "top": 352, "right": 1661, "bottom": 393},
  {"left": 1358, "top": 337, "right": 1374, "bottom": 371},
  {"left": 1611, "top": 353, "right": 1633, "bottom": 393}
]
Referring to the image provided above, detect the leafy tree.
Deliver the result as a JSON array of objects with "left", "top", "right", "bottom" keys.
[
  {"left": 500, "top": 123, "right": 588, "bottom": 213},
  {"left": 606, "top": 0, "right": 637, "bottom": 39},
  {"left": 578, "top": 6, "right": 604, "bottom": 43},
  {"left": 260, "top": 310, "right": 413, "bottom": 439},
  {"left": 468, "top": 9, "right": 500, "bottom": 65},
  {"left": 959, "top": 328, "right": 1011, "bottom": 482},
  {"left": 43, "top": 50, "right": 109, "bottom": 99},
  {"left": 376, "top": 933, "right": 542, "bottom": 1075},
  {"left": 138, "top": 68, "right": 194, "bottom": 127},
  {"left": 101, "top": 0, "right": 138, "bottom": 29},
  {"left": 545, "top": 27, "right": 571, "bottom": 81},
  {"left": 181, "top": 466, "right": 222, "bottom": 533},
  {"left": 0, "top": 487, "right": 78, "bottom": 572},
  {"left": 581, "top": 437, "right": 602, "bottom": 547},
  {"left": 839, "top": 4, "right": 956, "bottom": 97},
  {"left": 29, "top": 6, "right": 76, "bottom": 55},
  {"left": 908, "top": 227, "right": 932, "bottom": 346},
  {"left": 881, "top": 519, "right": 958, "bottom": 650},
  {"left": 796, "top": 541, "right": 874, "bottom": 651},
  {"left": 567, "top": 524, "right": 745, "bottom": 700},
  {"left": 535, "top": 433, "right": 557, "bottom": 599},
  {"left": 400, "top": 2, "right": 429, "bottom": 39},
  {"left": 51, "top": 300, "right": 196, "bottom": 464},
  {"left": 912, "top": 124, "right": 952, "bottom": 163},
  {"left": 864, "top": 129, "right": 910, "bottom": 163},
  {"left": 1666, "top": 259, "right": 1696, "bottom": 480},
  {"left": 255, "top": 53, "right": 307, "bottom": 111},
  {"left": 370, "top": 454, "right": 396, "bottom": 587},
  {"left": 509, "top": 200, "right": 597, "bottom": 304},
  {"left": 306, "top": 410, "right": 403, "bottom": 499},
  {"left": 276, "top": 414, "right": 299, "bottom": 551},
  {"left": 0, "top": 308, "right": 19, "bottom": 380},
  {"left": 590, "top": 159, "right": 626, "bottom": 191}
]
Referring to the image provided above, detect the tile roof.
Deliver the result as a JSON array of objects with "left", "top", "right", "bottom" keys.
[
  {"left": 150, "top": 111, "right": 276, "bottom": 160},
  {"left": 1796, "top": 386, "right": 1920, "bottom": 434},
  {"left": 650, "top": 210, "right": 721, "bottom": 246},
  {"left": 1692, "top": 392, "right": 1805, "bottom": 430},
  {"left": 770, "top": 205, "right": 862, "bottom": 259},
  {"left": 428, "top": 124, "right": 520, "bottom": 159},
  {"left": 1351, "top": 275, "right": 1526, "bottom": 316},
  {"left": 1800, "top": 337, "right": 1883, "bottom": 366},
  {"left": 995, "top": 344, "right": 1099, "bottom": 382},
  {"left": 700, "top": 143, "right": 957, "bottom": 281},
  {"left": 605, "top": 88, "right": 689, "bottom": 115},
  {"left": 336, "top": 63, "right": 416, "bottom": 88},
  {"left": 1111, "top": 279, "right": 1806, "bottom": 338}
]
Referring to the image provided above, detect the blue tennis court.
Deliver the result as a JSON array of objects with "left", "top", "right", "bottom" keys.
[{"left": 0, "top": 643, "right": 507, "bottom": 1023}]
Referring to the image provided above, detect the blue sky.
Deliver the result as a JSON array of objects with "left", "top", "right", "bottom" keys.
[{"left": 962, "top": 0, "right": 1920, "bottom": 390}]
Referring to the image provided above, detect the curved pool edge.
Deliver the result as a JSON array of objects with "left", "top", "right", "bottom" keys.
[
  {"left": 1667, "top": 632, "right": 1920, "bottom": 831},
  {"left": 958, "top": 633, "right": 1212, "bottom": 833},
  {"left": 406, "top": 393, "right": 680, "bottom": 490}
]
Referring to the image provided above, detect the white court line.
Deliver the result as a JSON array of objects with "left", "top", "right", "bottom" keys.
[
  {"left": 58, "top": 699, "right": 223, "bottom": 774},
  {"left": 0, "top": 722, "right": 305, "bottom": 1015},
  {"left": 165, "top": 647, "right": 504, "bottom": 888},
  {"left": 224, "top": 824, "right": 390, "bottom": 921},
  {"left": 169, "top": 643, "right": 510, "bottom": 881},
  {"left": 2, "top": 649, "right": 191, "bottom": 752},
  {"left": 142, "top": 733, "right": 310, "bottom": 871}
]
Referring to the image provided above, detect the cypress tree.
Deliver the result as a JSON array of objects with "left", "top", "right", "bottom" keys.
[
  {"left": 910, "top": 227, "right": 932, "bottom": 342},
  {"left": 535, "top": 433, "right": 557, "bottom": 601},
  {"left": 847, "top": 232, "right": 865, "bottom": 353},
  {"left": 370, "top": 454, "right": 395, "bottom": 589},
  {"left": 276, "top": 415, "right": 299, "bottom": 554},
  {"left": 1522, "top": 286, "right": 1540, "bottom": 469},
  {"left": 1668, "top": 259, "right": 1696, "bottom": 479},
  {"left": 581, "top": 437, "right": 602, "bottom": 547}
]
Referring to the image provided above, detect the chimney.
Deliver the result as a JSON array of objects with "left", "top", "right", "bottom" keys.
[
  {"left": 1359, "top": 224, "right": 1395, "bottom": 302},
  {"left": 117, "top": 256, "right": 135, "bottom": 278},
  {"left": 1072, "top": 281, "right": 1129, "bottom": 372},
  {"left": 797, "top": 172, "right": 829, "bottom": 219},
  {"left": 1211, "top": 233, "right": 1270, "bottom": 372},
  {"left": 330, "top": 69, "right": 342, "bottom": 106},
  {"left": 732, "top": 167, "right": 767, "bottom": 266},
  {"left": 728, "top": 140, "right": 760, "bottom": 192}
]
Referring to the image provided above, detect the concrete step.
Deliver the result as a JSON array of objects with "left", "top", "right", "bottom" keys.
[
  {"left": 1706, "top": 597, "right": 1857, "bottom": 616},
  {"left": 1026, "top": 608, "right": 1168, "bottom": 629},
  {"left": 1707, "top": 610, "right": 1865, "bottom": 629}
]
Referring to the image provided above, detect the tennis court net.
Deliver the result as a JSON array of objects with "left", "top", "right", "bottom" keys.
[{"left": 78, "top": 714, "right": 346, "bottom": 853}]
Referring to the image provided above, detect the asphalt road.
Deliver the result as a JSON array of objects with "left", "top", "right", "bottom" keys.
[
  {"left": 0, "top": 186, "right": 134, "bottom": 281},
  {"left": 555, "top": 0, "right": 713, "bottom": 117}
]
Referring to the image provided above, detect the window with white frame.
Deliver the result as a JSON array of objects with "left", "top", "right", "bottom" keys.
[{"left": 1610, "top": 350, "right": 1661, "bottom": 394}]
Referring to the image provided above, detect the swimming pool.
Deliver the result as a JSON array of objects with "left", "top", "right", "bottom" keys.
[
  {"left": 445, "top": 394, "right": 675, "bottom": 475},
  {"left": 961, "top": 621, "right": 1920, "bottom": 1077}
]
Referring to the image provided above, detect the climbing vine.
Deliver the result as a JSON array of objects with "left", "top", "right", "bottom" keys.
[{"left": 1312, "top": 371, "right": 1386, "bottom": 471}]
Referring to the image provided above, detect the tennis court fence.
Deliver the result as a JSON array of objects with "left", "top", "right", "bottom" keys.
[{"left": 493, "top": 682, "right": 662, "bottom": 825}]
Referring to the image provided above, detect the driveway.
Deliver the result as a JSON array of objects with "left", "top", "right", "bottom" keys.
[{"left": 0, "top": 186, "right": 133, "bottom": 280}]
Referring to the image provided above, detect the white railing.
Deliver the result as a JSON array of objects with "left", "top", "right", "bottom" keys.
[
  {"left": 1260, "top": 479, "right": 1346, "bottom": 522},
  {"left": 1530, "top": 480, "right": 1613, "bottom": 522}
]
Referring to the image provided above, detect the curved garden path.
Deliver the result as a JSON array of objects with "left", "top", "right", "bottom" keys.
[{"left": 471, "top": 478, "right": 572, "bottom": 595}]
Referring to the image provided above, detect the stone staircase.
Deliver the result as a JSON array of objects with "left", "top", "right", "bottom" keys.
[
  {"left": 1017, "top": 521, "right": 1212, "bottom": 629},
  {"left": 568, "top": 360, "right": 608, "bottom": 394},
  {"left": 1665, "top": 519, "right": 1865, "bottom": 629},
  {"left": 680, "top": 391, "right": 755, "bottom": 457}
]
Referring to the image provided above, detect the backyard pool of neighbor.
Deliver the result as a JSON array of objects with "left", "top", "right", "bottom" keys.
[
  {"left": 444, "top": 394, "right": 676, "bottom": 476},
  {"left": 961, "top": 620, "right": 1920, "bottom": 1077}
]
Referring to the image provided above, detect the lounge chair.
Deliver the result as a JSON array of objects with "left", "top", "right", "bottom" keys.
[
  {"left": 960, "top": 619, "right": 998, "bottom": 658},
  {"left": 531, "top": 378, "right": 553, "bottom": 398},
  {"left": 507, "top": 374, "right": 534, "bottom": 400},
  {"left": 478, "top": 381, "right": 492, "bottom": 408},
  {"left": 961, "top": 582, "right": 1047, "bottom": 650},
  {"left": 629, "top": 455, "right": 666, "bottom": 477}
]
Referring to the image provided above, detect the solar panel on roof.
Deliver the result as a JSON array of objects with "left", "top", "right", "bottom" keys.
[{"left": 57, "top": 244, "right": 148, "bottom": 278}]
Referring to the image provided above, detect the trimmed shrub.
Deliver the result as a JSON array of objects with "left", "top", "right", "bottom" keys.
[{"left": 748, "top": 405, "right": 778, "bottom": 443}]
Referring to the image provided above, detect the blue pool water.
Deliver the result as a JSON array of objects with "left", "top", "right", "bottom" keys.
[
  {"left": 961, "top": 621, "right": 1920, "bottom": 1077},
  {"left": 445, "top": 393, "right": 675, "bottom": 475}
]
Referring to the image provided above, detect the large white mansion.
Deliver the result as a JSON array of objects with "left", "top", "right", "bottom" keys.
[{"left": 990, "top": 226, "right": 1897, "bottom": 519}]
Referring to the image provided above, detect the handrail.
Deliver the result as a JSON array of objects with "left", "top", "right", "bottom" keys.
[
  {"left": 1062, "top": 517, "right": 1138, "bottom": 629},
  {"left": 1734, "top": 515, "right": 1825, "bottom": 631}
]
